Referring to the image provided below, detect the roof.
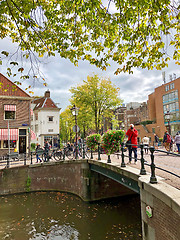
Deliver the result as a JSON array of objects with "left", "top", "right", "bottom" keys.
[
  {"left": 32, "top": 94, "right": 59, "bottom": 111},
  {"left": 0, "top": 73, "right": 31, "bottom": 98}
]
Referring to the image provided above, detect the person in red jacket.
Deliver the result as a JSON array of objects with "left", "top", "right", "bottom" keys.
[{"left": 126, "top": 124, "right": 138, "bottom": 164}]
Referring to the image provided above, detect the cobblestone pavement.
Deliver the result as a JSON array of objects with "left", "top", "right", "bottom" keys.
[{"left": 0, "top": 147, "right": 180, "bottom": 190}]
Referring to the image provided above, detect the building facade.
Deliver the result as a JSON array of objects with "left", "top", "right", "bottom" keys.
[
  {"left": 0, "top": 73, "right": 32, "bottom": 156},
  {"left": 31, "top": 90, "right": 61, "bottom": 147}
]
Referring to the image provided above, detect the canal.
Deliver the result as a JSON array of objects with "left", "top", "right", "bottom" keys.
[{"left": 0, "top": 192, "right": 142, "bottom": 240}]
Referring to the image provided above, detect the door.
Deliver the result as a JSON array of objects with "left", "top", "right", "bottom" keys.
[{"left": 19, "top": 136, "right": 26, "bottom": 153}]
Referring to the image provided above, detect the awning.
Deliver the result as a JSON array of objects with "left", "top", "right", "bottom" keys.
[
  {"left": 31, "top": 130, "right": 36, "bottom": 140},
  {"left": 0, "top": 129, "right": 18, "bottom": 140},
  {"left": 4, "top": 105, "right": 16, "bottom": 111}
]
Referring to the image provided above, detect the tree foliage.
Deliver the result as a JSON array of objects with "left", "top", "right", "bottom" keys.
[
  {"left": 1, "top": 0, "right": 179, "bottom": 81},
  {"left": 70, "top": 74, "right": 122, "bottom": 133}
]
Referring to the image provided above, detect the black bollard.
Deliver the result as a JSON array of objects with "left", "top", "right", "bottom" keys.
[
  {"left": 107, "top": 155, "right": 111, "bottom": 163},
  {"left": 149, "top": 146, "right": 157, "bottom": 184},
  {"left": 24, "top": 153, "right": 26, "bottom": 165},
  {"left": 30, "top": 152, "right": 33, "bottom": 164},
  {"left": 121, "top": 142, "right": 126, "bottom": 167},
  {"left": 98, "top": 143, "right": 101, "bottom": 160},
  {"left": 7, "top": 155, "right": 10, "bottom": 168},
  {"left": 140, "top": 144, "right": 146, "bottom": 175}
]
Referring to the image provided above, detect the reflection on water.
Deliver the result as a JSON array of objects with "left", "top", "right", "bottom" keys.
[{"left": 0, "top": 192, "right": 142, "bottom": 240}]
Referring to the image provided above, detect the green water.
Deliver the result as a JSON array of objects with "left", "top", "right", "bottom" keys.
[{"left": 0, "top": 192, "right": 142, "bottom": 240}]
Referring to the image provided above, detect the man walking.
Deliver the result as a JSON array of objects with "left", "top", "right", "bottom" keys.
[{"left": 126, "top": 124, "right": 138, "bottom": 164}]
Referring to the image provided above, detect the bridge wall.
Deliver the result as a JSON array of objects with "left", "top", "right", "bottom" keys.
[
  {"left": 139, "top": 176, "right": 180, "bottom": 240},
  {"left": 0, "top": 161, "right": 134, "bottom": 201}
]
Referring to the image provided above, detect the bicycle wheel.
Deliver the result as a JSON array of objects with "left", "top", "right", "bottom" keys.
[
  {"left": 66, "top": 150, "right": 73, "bottom": 160},
  {"left": 54, "top": 151, "right": 63, "bottom": 161}
]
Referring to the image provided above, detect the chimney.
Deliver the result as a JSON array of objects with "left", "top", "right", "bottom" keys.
[{"left": 45, "top": 90, "right": 50, "bottom": 98}]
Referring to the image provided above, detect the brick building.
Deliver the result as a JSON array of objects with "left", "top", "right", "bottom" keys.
[{"left": 0, "top": 73, "right": 32, "bottom": 156}]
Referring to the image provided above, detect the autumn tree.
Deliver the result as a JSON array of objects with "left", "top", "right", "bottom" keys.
[
  {"left": 0, "top": 0, "right": 179, "bottom": 83},
  {"left": 70, "top": 74, "right": 122, "bottom": 133}
]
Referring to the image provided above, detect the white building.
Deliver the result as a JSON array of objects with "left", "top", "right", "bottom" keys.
[{"left": 31, "top": 90, "right": 61, "bottom": 147}]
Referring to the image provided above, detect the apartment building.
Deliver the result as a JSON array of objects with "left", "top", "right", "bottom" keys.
[{"left": 0, "top": 73, "right": 32, "bottom": 156}]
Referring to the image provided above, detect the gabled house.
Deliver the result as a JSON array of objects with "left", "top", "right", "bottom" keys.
[
  {"left": 0, "top": 73, "right": 32, "bottom": 156},
  {"left": 31, "top": 90, "right": 61, "bottom": 148}
]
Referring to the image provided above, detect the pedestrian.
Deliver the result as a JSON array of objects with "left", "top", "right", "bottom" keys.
[
  {"left": 44, "top": 141, "right": 50, "bottom": 162},
  {"left": 142, "top": 136, "right": 149, "bottom": 154},
  {"left": 163, "top": 131, "right": 173, "bottom": 152},
  {"left": 36, "top": 144, "right": 42, "bottom": 163},
  {"left": 174, "top": 132, "right": 180, "bottom": 154},
  {"left": 154, "top": 134, "right": 159, "bottom": 149},
  {"left": 126, "top": 124, "right": 138, "bottom": 164}
]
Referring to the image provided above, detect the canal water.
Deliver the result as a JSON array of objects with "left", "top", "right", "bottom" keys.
[{"left": 0, "top": 192, "right": 142, "bottom": 240}]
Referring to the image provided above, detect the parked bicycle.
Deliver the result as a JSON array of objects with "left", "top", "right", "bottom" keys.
[{"left": 39, "top": 148, "right": 62, "bottom": 161}]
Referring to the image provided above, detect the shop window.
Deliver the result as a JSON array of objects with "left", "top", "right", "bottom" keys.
[{"left": 3, "top": 140, "right": 16, "bottom": 148}]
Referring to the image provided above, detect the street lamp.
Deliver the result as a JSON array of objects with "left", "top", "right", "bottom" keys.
[
  {"left": 70, "top": 105, "right": 79, "bottom": 160},
  {"left": 165, "top": 111, "right": 171, "bottom": 135}
]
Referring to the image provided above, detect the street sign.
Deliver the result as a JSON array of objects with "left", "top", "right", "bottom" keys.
[{"left": 73, "top": 125, "right": 80, "bottom": 133}]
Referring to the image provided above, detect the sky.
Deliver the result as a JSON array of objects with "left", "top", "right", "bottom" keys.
[{"left": 0, "top": 38, "right": 180, "bottom": 112}]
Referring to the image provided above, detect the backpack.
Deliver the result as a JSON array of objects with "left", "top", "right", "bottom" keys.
[{"left": 166, "top": 134, "right": 171, "bottom": 143}]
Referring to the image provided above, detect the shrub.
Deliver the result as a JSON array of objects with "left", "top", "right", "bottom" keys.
[
  {"left": 101, "top": 130, "right": 125, "bottom": 155},
  {"left": 86, "top": 134, "right": 101, "bottom": 150}
]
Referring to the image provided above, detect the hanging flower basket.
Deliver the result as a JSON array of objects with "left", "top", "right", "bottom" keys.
[
  {"left": 101, "top": 130, "right": 125, "bottom": 155},
  {"left": 86, "top": 133, "right": 101, "bottom": 150}
]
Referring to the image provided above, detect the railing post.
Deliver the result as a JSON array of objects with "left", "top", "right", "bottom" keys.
[
  {"left": 7, "top": 155, "right": 10, "bottom": 168},
  {"left": 63, "top": 147, "right": 65, "bottom": 160},
  {"left": 90, "top": 149, "right": 93, "bottom": 159},
  {"left": 24, "top": 153, "right": 26, "bottom": 165},
  {"left": 140, "top": 144, "right": 146, "bottom": 175},
  {"left": 82, "top": 142, "right": 85, "bottom": 159},
  {"left": 30, "top": 152, "right": 33, "bottom": 164},
  {"left": 107, "top": 155, "right": 111, "bottom": 163},
  {"left": 149, "top": 146, "right": 157, "bottom": 184},
  {"left": 98, "top": 143, "right": 101, "bottom": 160},
  {"left": 121, "top": 142, "right": 126, "bottom": 167}
]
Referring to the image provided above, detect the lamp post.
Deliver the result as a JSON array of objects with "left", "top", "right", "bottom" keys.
[
  {"left": 70, "top": 105, "right": 79, "bottom": 160},
  {"left": 165, "top": 111, "right": 171, "bottom": 135}
]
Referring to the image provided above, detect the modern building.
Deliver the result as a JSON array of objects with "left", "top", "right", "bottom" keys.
[
  {"left": 31, "top": 90, "right": 61, "bottom": 147},
  {"left": 0, "top": 73, "right": 32, "bottom": 156}
]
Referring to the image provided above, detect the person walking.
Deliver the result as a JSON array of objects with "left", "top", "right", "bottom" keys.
[
  {"left": 126, "top": 124, "right": 138, "bottom": 164},
  {"left": 174, "top": 132, "right": 180, "bottom": 154},
  {"left": 154, "top": 134, "right": 159, "bottom": 149},
  {"left": 35, "top": 144, "right": 42, "bottom": 163},
  {"left": 163, "top": 131, "right": 173, "bottom": 152},
  {"left": 142, "top": 136, "right": 149, "bottom": 154},
  {"left": 44, "top": 141, "right": 50, "bottom": 162}
]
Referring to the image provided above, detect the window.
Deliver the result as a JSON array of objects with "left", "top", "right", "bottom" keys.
[
  {"left": 4, "top": 105, "right": 16, "bottom": 120},
  {"left": 48, "top": 116, "right": 54, "bottom": 122},
  {"left": 165, "top": 85, "right": 169, "bottom": 91},
  {"left": 5, "top": 111, "right": 15, "bottom": 120},
  {"left": 3, "top": 140, "right": 16, "bottom": 148},
  {"left": 48, "top": 129, "right": 53, "bottom": 132},
  {"left": 170, "top": 83, "right": 174, "bottom": 90},
  {"left": 35, "top": 124, "right": 38, "bottom": 132},
  {"left": 35, "top": 113, "right": 38, "bottom": 120}
]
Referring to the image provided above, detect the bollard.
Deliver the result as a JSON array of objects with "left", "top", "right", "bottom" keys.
[
  {"left": 30, "top": 152, "right": 33, "bottom": 164},
  {"left": 24, "top": 153, "right": 26, "bottom": 165},
  {"left": 90, "top": 149, "right": 93, "bottom": 159},
  {"left": 149, "top": 146, "right": 157, "bottom": 183},
  {"left": 140, "top": 144, "right": 146, "bottom": 175},
  {"left": 121, "top": 142, "right": 126, "bottom": 167},
  {"left": 107, "top": 155, "right": 111, "bottom": 163},
  {"left": 98, "top": 143, "right": 101, "bottom": 160}
]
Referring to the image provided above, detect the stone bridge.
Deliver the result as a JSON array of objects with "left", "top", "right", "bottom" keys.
[{"left": 0, "top": 160, "right": 179, "bottom": 240}]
